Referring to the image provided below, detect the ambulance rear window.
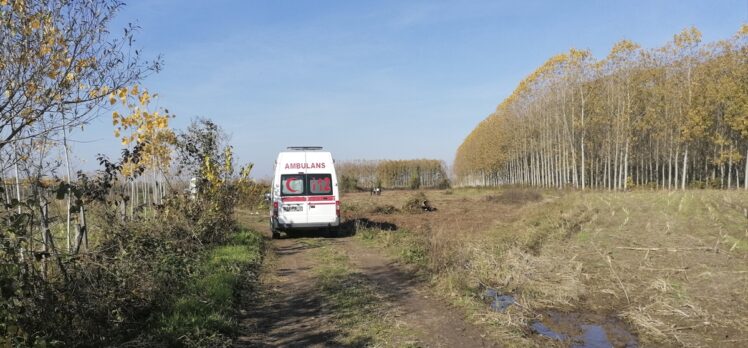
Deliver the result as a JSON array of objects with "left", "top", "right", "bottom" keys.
[
  {"left": 281, "top": 175, "right": 305, "bottom": 196},
  {"left": 308, "top": 174, "right": 332, "bottom": 195}
]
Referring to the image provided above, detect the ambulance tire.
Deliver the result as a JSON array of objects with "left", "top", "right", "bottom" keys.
[{"left": 271, "top": 229, "right": 281, "bottom": 239}]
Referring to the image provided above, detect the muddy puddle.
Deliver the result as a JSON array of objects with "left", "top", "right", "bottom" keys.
[
  {"left": 483, "top": 288, "right": 515, "bottom": 312},
  {"left": 530, "top": 311, "right": 638, "bottom": 348},
  {"left": 482, "top": 288, "right": 637, "bottom": 347}
]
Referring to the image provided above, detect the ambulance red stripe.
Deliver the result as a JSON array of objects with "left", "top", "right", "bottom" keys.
[
  {"left": 281, "top": 195, "right": 335, "bottom": 202},
  {"left": 281, "top": 197, "right": 306, "bottom": 202}
]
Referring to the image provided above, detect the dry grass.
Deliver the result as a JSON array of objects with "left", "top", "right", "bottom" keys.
[
  {"left": 342, "top": 188, "right": 748, "bottom": 347},
  {"left": 482, "top": 188, "right": 543, "bottom": 204}
]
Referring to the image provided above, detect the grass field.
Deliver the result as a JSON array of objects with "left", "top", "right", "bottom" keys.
[{"left": 342, "top": 188, "right": 748, "bottom": 347}]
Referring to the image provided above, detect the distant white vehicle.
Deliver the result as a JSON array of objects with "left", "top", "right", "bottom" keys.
[
  {"left": 189, "top": 177, "right": 198, "bottom": 199},
  {"left": 269, "top": 146, "right": 340, "bottom": 238}
]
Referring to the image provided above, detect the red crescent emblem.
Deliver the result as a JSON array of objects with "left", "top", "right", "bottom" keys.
[{"left": 285, "top": 178, "right": 298, "bottom": 193}]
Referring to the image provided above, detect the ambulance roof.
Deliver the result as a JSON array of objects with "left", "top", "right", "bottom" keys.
[{"left": 286, "top": 146, "right": 323, "bottom": 151}]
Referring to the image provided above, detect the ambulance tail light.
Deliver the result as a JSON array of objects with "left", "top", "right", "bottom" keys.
[
  {"left": 335, "top": 200, "right": 341, "bottom": 217},
  {"left": 273, "top": 201, "right": 279, "bottom": 217}
]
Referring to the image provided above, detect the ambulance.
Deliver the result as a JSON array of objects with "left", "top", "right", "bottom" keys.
[{"left": 269, "top": 146, "right": 340, "bottom": 238}]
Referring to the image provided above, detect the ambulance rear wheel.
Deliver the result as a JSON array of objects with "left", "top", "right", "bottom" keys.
[{"left": 271, "top": 230, "right": 281, "bottom": 239}]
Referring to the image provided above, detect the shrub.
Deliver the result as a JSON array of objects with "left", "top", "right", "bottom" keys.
[
  {"left": 339, "top": 175, "right": 360, "bottom": 193},
  {"left": 368, "top": 204, "right": 399, "bottom": 215},
  {"left": 403, "top": 192, "right": 429, "bottom": 213}
]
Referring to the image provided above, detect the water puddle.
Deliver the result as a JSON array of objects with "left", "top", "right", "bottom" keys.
[
  {"left": 531, "top": 311, "right": 638, "bottom": 348},
  {"left": 530, "top": 321, "right": 566, "bottom": 340},
  {"left": 481, "top": 288, "right": 637, "bottom": 347},
  {"left": 483, "top": 288, "right": 515, "bottom": 312}
]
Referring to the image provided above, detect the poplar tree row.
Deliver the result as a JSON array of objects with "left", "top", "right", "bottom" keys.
[
  {"left": 337, "top": 159, "right": 449, "bottom": 189},
  {"left": 455, "top": 26, "right": 748, "bottom": 190}
]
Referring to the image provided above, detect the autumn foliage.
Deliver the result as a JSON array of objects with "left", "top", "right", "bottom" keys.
[
  {"left": 0, "top": 1, "right": 260, "bottom": 346},
  {"left": 455, "top": 26, "right": 748, "bottom": 190}
]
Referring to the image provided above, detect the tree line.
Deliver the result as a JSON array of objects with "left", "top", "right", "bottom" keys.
[
  {"left": 455, "top": 26, "right": 748, "bottom": 190},
  {"left": 337, "top": 159, "right": 449, "bottom": 191}
]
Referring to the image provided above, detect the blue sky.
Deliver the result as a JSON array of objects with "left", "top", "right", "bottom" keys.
[{"left": 70, "top": 0, "right": 748, "bottom": 178}]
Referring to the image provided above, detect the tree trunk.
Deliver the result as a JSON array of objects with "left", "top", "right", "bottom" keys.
[
  {"left": 623, "top": 139, "right": 630, "bottom": 190},
  {"left": 674, "top": 147, "right": 680, "bottom": 190},
  {"left": 13, "top": 145, "right": 22, "bottom": 214},
  {"left": 681, "top": 146, "right": 688, "bottom": 191},
  {"left": 130, "top": 181, "right": 135, "bottom": 218},
  {"left": 580, "top": 89, "right": 586, "bottom": 190},
  {"left": 728, "top": 146, "right": 733, "bottom": 189}
]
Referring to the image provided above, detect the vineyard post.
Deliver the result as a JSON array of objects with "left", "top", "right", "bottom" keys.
[
  {"left": 62, "top": 118, "right": 73, "bottom": 251},
  {"left": 41, "top": 201, "right": 49, "bottom": 279},
  {"left": 79, "top": 205, "right": 88, "bottom": 253},
  {"left": 41, "top": 200, "right": 67, "bottom": 281}
]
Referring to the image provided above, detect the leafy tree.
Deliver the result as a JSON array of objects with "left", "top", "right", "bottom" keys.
[
  {"left": 455, "top": 25, "right": 748, "bottom": 191},
  {"left": 0, "top": 0, "right": 159, "bottom": 152},
  {"left": 175, "top": 117, "right": 227, "bottom": 178}
]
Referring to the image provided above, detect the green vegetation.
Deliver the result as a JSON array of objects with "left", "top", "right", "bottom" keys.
[
  {"left": 157, "top": 230, "right": 264, "bottom": 347},
  {"left": 0, "top": 81, "right": 266, "bottom": 347}
]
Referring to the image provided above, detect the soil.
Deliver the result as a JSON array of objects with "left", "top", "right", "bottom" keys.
[
  {"left": 235, "top": 237, "right": 338, "bottom": 347},
  {"left": 234, "top": 235, "right": 497, "bottom": 347},
  {"left": 340, "top": 238, "right": 496, "bottom": 348}
]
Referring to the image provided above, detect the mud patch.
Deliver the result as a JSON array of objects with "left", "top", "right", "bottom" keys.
[
  {"left": 530, "top": 321, "right": 566, "bottom": 341},
  {"left": 531, "top": 311, "right": 637, "bottom": 348}
]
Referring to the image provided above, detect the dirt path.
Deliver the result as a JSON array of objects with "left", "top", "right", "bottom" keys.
[
  {"left": 235, "top": 238, "right": 339, "bottom": 347},
  {"left": 235, "top": 235, "right": 497, "bottom": 347},
  {"left": 339, "top": 239, "right": 497, "bottom": 348}
]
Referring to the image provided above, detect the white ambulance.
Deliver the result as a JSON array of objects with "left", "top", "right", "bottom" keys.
[{"left": 269, "top": 146, "right": 340, "bottom": 238}]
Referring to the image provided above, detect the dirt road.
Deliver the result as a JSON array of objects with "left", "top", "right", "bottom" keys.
[{"left": 235, "top": 235, "right": 497, "bottom": 347}]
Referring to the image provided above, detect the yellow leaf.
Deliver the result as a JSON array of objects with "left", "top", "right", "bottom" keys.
[{"left": 139, "top": 91, "right": 150, "bottom": 105}]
